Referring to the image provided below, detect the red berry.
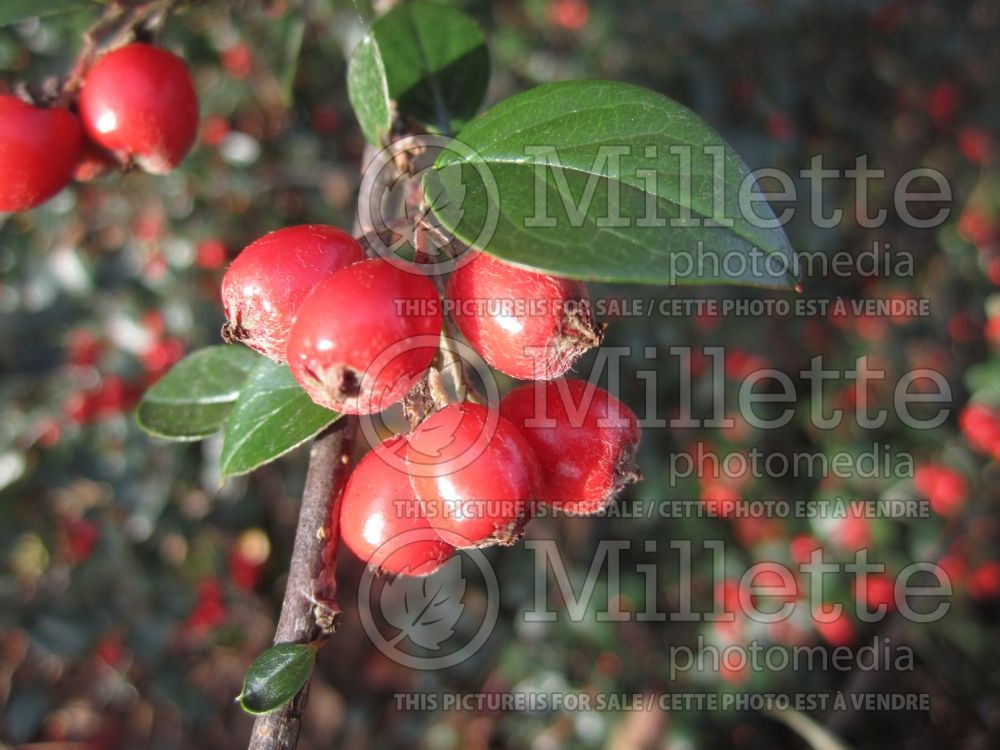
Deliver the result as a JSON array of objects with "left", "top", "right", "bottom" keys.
[
  {"left": 446, "top": 252, "right": 603, "bottom": 379},
  {"left": 813, "top": 606, "right": 856, "bottom": 646},
  {"left": 960, "top": 403, "right": 1000, "bottom": 460},
  {"left": 968, "top": 561, "right": 1000, "bottom": 600},
  {"left": 340, "top": 436, "right": 454, "bottom": 576},
  {"left": 500, "top": 379, "right": 640, "bottom": 514},
  {"left": 406, "top": 402, "right": 541, "bottom": 548},
  {"left": 0, "top": 96, "right": 83, "bottom": 212},
  {"left": 853, "top": 573, "right": 896, "bottom": 614},
  {"left": 79, "top": 44, "right": 199, "bottom": 174},
  {"left": 913, "top": 463, "right": 967, "bottom": 517},
  {"left": 287, "top": 259, "right": 442, "bottom": 414},
  {"left": 221, "top": 225, "right": 364, "bottom": 361}
]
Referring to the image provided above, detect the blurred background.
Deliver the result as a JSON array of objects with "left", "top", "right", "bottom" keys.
[{"left": 1, "top": 0, "right": 999, "bottom": 748}]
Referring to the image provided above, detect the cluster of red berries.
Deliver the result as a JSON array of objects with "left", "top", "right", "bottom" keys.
[
  {"left": 0, "top": 43, "right": 198, "bottom": 213},
  {"left": 221, "top": 226, "right": 641, "bottom": 576}
]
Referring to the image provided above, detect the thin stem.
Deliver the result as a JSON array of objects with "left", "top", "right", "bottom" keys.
[
  {"left": 247, "top": 418, "right": 356, "bottom": 750},
  {"left": 247, "top": 141, "right": 383, "bottom": 750}
]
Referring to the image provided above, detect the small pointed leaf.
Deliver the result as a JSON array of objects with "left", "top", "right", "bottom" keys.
[{"left": 238, "top": 643, "right": 316, "bottom": 716}]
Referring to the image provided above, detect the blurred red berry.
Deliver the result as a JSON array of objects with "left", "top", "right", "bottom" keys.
[
  {"left": 766, "top": 113, "right": 795, "bottom": 141},
  {"left": 310, "top": 105, "right": 340, "bottom": 135},
  {"left": 986, "top": 316, "right": 1000, "bottom": 349},
  {"left": 700, "top": 480, "right": 741, "bottom": 518},
  {"left": 67, "top": 329, "right": 103, "bottom": 368},
  {"left": 141, "top": 337, "right": 184, "bottom": 375},
  {"left": 968, "top": 562, "right": 1000, "bottom": 600},
  {"left": 547, "top": 0, "right": 590, "bottom": 31},
  {"left": 789, "top": 534, "right": 822, "bottom": 564},
  {"left": 938, "top": 554, "right": 967, "bottom": 588},
  {"left": 853, "top": 572, "right": 896, "bottom": 613},
  {"left": 713, "top": 580, "right": 745, "bottom": 641},
  {"left": 196, "top": 239, "right": 228, "bottom": 269},
  {"left": 913, "top": 463, "right": 967, "bottom": 517},
  {"left": 958, "top": 127, "right": 994, "bottom": 164},
  {"left": 960, "top": 403, "right": 1000, "bottom": 460},
  {"left": 65, "top": 518, "right": 100, "bottom": 562},
  {"left": 183, "top": 579, "right": 227, "bottom": 634},
  {"left": 813, "top": 606, "right": 856, "bottom": 646},
  {"left": 201, "top": 116, "right": 230, "bottom": 147},
  {"left": 925, "top": 81, "right": 959, "bottom": 126},
  {"left": 958, "top": 209, "right": 995, "bottom": 246},
  {"left": 221, "top": 42, "right": 253, "bottom": 78}
]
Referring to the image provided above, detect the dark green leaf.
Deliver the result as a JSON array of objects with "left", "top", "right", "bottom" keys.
[
  {"left": 347, "top": 0, "right": 489, "bottom": 142},
  {"left": 219, "top": 359, "right": 338, "bottom": 478},
  {"left": 0, "top": 0, "right": 95, "bottom": 26},
  {"left": 238, "top": 643, "right": 316, "bottom": 716},
  {"left": 427, "top": 80, "right": 798, "bottom": 289},
  {"left": 136, "top": 346, "right": 261, "bottom": 441}
]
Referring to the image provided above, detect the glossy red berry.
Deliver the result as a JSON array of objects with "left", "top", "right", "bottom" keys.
[
  {"left": 79, "top": 44, "right": 199, "bottom": 174},
  {"left": 406, "top": 402, "right": 541, "bottom": 548},
  {"left": 340, "top": 436, "right": 454, "bottom": 576},
  {"left": 287, "top": 259, "right": 442, "bottom": 414},
  {"left": 501, "top": 379, "right": 640, "bottom": 514},
  {"left": 221, "top": 225, "right": 364, "bottom": 362},
  {"left": 447, "top": 252, "right": 603, "bottom": 379},
  {"left": 0, "top": 96, "right": 83, "bottom": 212}
]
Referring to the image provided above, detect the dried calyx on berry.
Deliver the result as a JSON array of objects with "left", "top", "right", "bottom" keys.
[
  {"left": 221, "top": 225, "right": 365, "bottom": 362},
  {"left": 501, "top": 378, "right": 641, "bottom": 515},
  {"left": 405, "top": 402, "right": 541, "bottom": 548},
  {"left": 447, "top": 252, "right": 604, "bottom": 380},
  {"left": 286, "top": 259, "right": 443, "bottom": 414}
]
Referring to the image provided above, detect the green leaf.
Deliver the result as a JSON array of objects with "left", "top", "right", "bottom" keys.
[
  {"left": 136, "top": 346, "right": 261, "bottom": 441},
  {"left": 426, "top": 80, "right": 799, "bottom": 289},
  {"left": 966, "top": 360, "right": 1000, "bottom": 403},
  {"left": 219, "top": 359, "right": 338, "bottom": 479},
  {"left": 347, "top": 0, "right": 489, "bottom": 142},
  {"left": 0, "top": 0, "right": 95, "bottom": 26},
  {"left": 238, "top": 643, "right": 317, "bottom": 716},
  {"left": 347, "top": 36, "right": 392, "bottom": 146},
  {"left": 277, "top": 15, "right": 306, "bottom": 107}
]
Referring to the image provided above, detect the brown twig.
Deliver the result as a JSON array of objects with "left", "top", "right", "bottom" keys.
[
  {"left": 247, "top": 418, "right": 356, "bottom": 750},
  {"left": 247, "top": 142, "right": 385, "bottom": 750}
]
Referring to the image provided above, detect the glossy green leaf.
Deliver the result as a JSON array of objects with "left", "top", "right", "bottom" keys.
[
  {"left": 347, "top": 0, "right": 489, "bottom": 142},
  {"left": 427, "top": 80, "right": 799, "bottom": 289},
  {"left": 0, "top": 0, "right": 95, "bottom": 26},
  {"left": 136, "top": 346, "right": 261, "bottom": 441},
  {"left": 219, "top": 359, "right": 338, "bottom": 479},
  {"left": 238, "top": 643, "right": 316, "bottom": 716}
]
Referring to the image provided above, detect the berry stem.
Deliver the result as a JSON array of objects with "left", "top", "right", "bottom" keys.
[{"left": 59, "top": 0, "right": 183, "bottom": 106}]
